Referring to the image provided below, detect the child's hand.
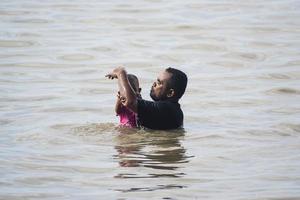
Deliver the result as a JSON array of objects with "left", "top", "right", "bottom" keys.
[
  {"left": 105, "top": 67, "right": 125, "bottom": 79},
  {"left": 120, "top": 96, "right": 126, "bottom": 105},
  {"left": 105, "top": 73, "right": 117, "bottom": 79},
  {"left": 117, "top": 92, "right": 126, "bottom": 104}
]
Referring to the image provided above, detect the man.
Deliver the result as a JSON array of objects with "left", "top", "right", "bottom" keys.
[{"left": 106, "top": 67, "right": 187, "bottom": 130}]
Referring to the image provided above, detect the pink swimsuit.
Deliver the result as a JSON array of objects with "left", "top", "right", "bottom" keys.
[{"left": 118, "top": 106, "right": 137, "bottom": 128}]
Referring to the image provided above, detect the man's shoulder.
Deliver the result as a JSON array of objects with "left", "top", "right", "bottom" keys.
[
  {"left": 138, "top": 99, "right": 180, "bottom": 108},
  {"left": 137, "top": 99, "right": 182, "bottom": 115},
  {"left": 137, "top": 99, "right": 183, "bottom": 130}
]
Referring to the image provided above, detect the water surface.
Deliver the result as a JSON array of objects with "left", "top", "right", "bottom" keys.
[{"left": 1, "top": 0, "right": 300, "bottom": 199}]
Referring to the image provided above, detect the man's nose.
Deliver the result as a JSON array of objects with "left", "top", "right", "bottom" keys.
[{"left": 153, "top": 82, "right": 157, "bottom": 87}]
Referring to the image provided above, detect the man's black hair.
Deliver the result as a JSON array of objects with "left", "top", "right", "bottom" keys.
[{"left": 165, "top": 67, "right": 187, "bottom": 100}]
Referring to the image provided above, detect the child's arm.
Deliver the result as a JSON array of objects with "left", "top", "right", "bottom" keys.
[
  {"left": 106, "top": 67, "right": 137, "bottom": 113},
  {"left": 115, "top": 92, "right": 123, "bottom": 115}
]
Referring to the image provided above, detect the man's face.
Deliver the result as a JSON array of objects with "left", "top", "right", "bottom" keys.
[{"left": 150, "top": 70, "right": 172, "bottom": 101}]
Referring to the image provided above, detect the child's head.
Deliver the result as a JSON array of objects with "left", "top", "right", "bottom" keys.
[{"left": 127, "top": 74, "right": 141, "bottom": 95}]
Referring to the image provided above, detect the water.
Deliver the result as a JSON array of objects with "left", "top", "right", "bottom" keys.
[{"left": 1, "top": 0, "right": 300, "bottom": 199}]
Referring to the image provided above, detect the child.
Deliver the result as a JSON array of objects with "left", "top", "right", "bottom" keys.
[{"left": 115, "top": 74, "right": 141, "bottom": 128}]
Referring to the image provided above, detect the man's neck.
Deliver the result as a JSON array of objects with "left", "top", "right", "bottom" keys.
[{"left": 157, "top": 97, "right": 179, "bottom": 103}]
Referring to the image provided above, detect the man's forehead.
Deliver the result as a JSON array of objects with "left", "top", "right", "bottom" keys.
[{"left": 158, "top": 70, "right": 172, "bottom": 80}]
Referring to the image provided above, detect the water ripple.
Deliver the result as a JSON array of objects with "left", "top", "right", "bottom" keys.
[
  {"left": 59, "top": 54, "right": 94, "bottom": 61},
  {"left": 223, "top": 51, "right": 267, "bottom": 62},
  {"left": 267, "top": 88, "right": 300, "bottom": 95},
  {"left": 115, "top": 184, "right": 186, "bottom": 192},
  {"left": 0, "top": 40, "right": 34, "bottom": 48},
  {"left": 259, "top": 73, "right": 292, "bottom": 80},
  {"left": 176, "top": 43, "right": 227, "bottom": 52},
  {"left": 12, "top": 18, "right": 51, "bottom": 24}
]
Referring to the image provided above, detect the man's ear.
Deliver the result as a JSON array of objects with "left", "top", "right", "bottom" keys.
[{"left": 167, "top": 89, "right": 175, "bottom": 98}]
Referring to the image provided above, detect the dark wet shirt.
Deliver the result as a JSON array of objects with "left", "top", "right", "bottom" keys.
[{"left": 137, "top": 99, "right": 183, "bottom": 130}]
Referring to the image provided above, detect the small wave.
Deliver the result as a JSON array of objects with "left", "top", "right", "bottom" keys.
[
  {"left": 0, "top": 63, "right": 76, "bottom": 69},
  {"left": 16, "top": 131, "right": 72, "bottom": 145},
  {"left": 248, "top": 41, "right": 278, "bottom": 48},
  {"left": 267, "top": 88, "right": 300, "bottom": 95},
  {"left": 13, "top": 19, "right": 51, "bottom": 24},
  {"left": 0, "top": 10, "right": 33, "bottom": 16},
  {"left": 287, "top": 60, "right": 300, "bottom": 66},
  {"left": 110, "top": 8, "right": 159, "bottom": 14},
  {"left": 90, "top": 46, "right": 114, "bottom": 52},
  {"left": 0, "top": 95, "right": 60, "bottom": 102},
  {"left": 174, "top": 25, "right": 201, "bottom": 30},
  {"left": 211, "top": 61, "right": 244, "bottom": 68},
  {"left": 69, "top": 123, "right": 118, "bottom": 136},
  {"left": 0, "top": 40, "right": 34, "bottom": 48},
  {"left": 115, "top": 184, "right": 186, "bottom": 192},
  {"left": 259, "top": 73, "right": 291, "bottom": 80},
  {"left": 59, "top": 54, "right": 94, "bottom": 61},
  {"left": 78, "top": 88, "right": 112, "bottom": 95},
  {"left": 223, "top": 51, "right": 266, "bottom": 62},
  {"left": 48, "top": 123, "right": 119, "bottom": 145},
  {"left": 0, "top": 119, "right": 13, "bottom": 126},
  {"left": 176, "top": 43, "right": 226, "bottom": 52},
  {"left": 276, "top": 123, "right": 300, "bottom": 134}
]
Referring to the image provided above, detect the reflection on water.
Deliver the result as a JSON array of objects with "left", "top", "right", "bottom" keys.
[
  {"left": 113, "top": 128, "right": 190, "bottom": 192},
  {"left": 63, "top": 124, "right": 192, "bottom": 193},
  {"left": 114, "top": 128, "right": 189, "bottom": 169},
  {"left": 115, "top": 184, "right": 186, "bottom": 193}
]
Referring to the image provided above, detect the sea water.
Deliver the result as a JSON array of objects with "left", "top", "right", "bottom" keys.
[{"left": 1, "top": 0, "right": 300, "bottom": 199}]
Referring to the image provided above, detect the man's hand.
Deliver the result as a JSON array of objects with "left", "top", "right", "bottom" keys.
[{"left": 105, "top": 67, "right": 125, "bottom": 79}]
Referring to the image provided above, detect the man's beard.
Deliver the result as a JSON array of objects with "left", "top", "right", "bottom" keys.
[
  {"left": 150, "top": 87, "right": 168, "bottom": 101},
  {"left": 150, "top": 88, "right": 159, "bottom": 101}
]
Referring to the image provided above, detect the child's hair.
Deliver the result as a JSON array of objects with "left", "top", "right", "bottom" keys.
[{"left": 127, "top": 74, "right": 140, "bottom": 94}]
